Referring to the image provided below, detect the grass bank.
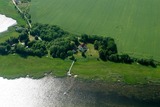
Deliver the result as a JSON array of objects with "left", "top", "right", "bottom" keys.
[
  {"left": 0, "top": 54, "right": 71, "bottom": 79},
  {"left": 0, "top": 44, "right": 160, "bottom": 84},
  {"left": 72, "top": 44, "right": 160, "bottom": 84}
]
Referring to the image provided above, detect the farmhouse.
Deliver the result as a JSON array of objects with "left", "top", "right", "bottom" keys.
[{"left": 78, "top": 43, "right": 88, "bottom": 52}]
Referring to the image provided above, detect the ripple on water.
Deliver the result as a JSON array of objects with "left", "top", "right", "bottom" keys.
[{"left": 0, "top": 76, "right": 159, "bottom": 107}]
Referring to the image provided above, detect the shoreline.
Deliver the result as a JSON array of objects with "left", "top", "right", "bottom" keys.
[
  {"left": 0, "top": 54, "right": 160, "bottom": 84},
  {"left": 0, "top": 14, "right": 17, "bottom": 33},
  {"left": 1, "top": 74, "right": 160, "bottom": 103}
]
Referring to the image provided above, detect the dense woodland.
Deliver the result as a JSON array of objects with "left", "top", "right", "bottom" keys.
[{"left": 0, "top": 23, "right": 157, "bottom": 68}]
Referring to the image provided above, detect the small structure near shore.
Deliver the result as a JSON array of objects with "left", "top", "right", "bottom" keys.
[
  {"left": 78, "top": 43, "right": 88, "bottom": 52},
  {"left": 67, "top": 61, "right": 75, "bottom": 76}
]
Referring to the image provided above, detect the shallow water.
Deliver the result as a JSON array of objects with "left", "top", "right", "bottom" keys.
[
  {"left": 0, "top": 76, "right": 159, "bottom": 107},
  {"left": 0, "top": 14, "right": 17, "bottom": 33}
]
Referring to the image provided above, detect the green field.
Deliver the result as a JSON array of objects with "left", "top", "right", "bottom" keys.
[
  {"left": 0, "top": 0, "right": 26, "bottom": 25},
  {"left": 0, "top": 0, "right": 160, "bottom": 85},
  {"left": 30, "top": 0, "right": 160, "bottom": 61},
  {"left": 0, "top": 45, "right": 160, "bottom": 84}
]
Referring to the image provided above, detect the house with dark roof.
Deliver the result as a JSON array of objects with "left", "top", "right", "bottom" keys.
[{"left": 78, "top": 43, "right": 88, "bottom": 52}]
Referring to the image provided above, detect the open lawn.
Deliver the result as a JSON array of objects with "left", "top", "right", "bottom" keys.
[
  {"left": 0, "top": 0, "right": 26, "bottom": 25},
  {"left": 0, "top": 55, "right": 71, "bottom": 78},
  {"left": 30, "top": 0, "right": 160, "bottom": 61},
  {"left": 73, "top": 44, "right": 160, "bottom": 84},
  {"left": 0, "top": 27, "right": 19, "bottom": 43}
]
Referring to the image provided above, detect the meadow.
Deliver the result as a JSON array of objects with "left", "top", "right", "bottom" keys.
[
  {"left": 30, "top": 0, "right": 160, "bottom": 61},
  {"left": 0, "top": 45, "right": 160, "bottom": 84}
]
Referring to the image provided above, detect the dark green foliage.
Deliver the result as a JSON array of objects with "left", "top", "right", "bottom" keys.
[
  {"left": 1, "top": 22, "right": 157, "bottom": 68},
  {"left": 108, "top": 54, "right": 119, "bottom": 62},
  {"left": 18, "top": 31, "right": 29, "bottom": 44},
  {"left": 95, "top": 37, "right": 118, "bottom": 61},
  {"left": 67, "top": 50, "right": 74, "bottom": 56},
  {"left": 30, "top": 23, "right": 67, "bottom": 41},
  {"left": 98, "top": 48, "right": 107, "bottom": 61},
  {"left": 94, "top": 40, "right": 99, "bottom": 50},
  {"left": 6, "top": 37, "right": 19, "bottom": 45},
  {"left": 15, "top": 40, "right": 48, "bottom": 57},
  {"left": 15, "top": 27, "right": 26, "bottom": 33},
  {"left": 81, "top": 52, "right": 86, "bottom": 58},
  {"left": 119, "top": 54, "right": 133, "bottom": 64},
  {"left": 49, "top": 37, "right": 78, "bottom": 59},
  {"left": 15, "top": 44, "right": 27, "bottom": 55},
  {"left": 80, "top": 34, "right": 89, "bottom": 43},
  {"left": 0, "top": 45, "right": 8, "bottom": 55},
  {"left": 27, "top": 40, "right": 36, "bottom": 48},
  {"left": 138, "top": 59, "right": 157, "bottom": 68},
  {"left": 109, "top": 54, "right": 133, "bottom": 64},
  {"left": 80, "top": 34, "right": 102, "bottom": 44},
  {"left": 30, "top": 40, "right": 47, "bottom": 57},
  {"left": 79, "top": 34, "right": 118, "bottom": 61},
  {"left": 35, "top": 36, "right": 38, "bottom": 40},
  {"left": 69, "top": 55, "right": 76, "bottom": 61}
]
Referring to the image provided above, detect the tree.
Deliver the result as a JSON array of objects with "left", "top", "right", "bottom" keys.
[
  {"left": 15, "top": 44, "right": 27, "bottom": 56},
  {"left": 98, "top": 48, "right": 106, "bottom": 61},
  {"left": 0, "top": 46, "right": 8, "bottom": 55},
  {"left": 80, "top": 34, "right": 89, "bottom": 43},
  {"left": 94, "top": 40, "right": 99, "bottom": 50},
  {"left": 6, "top": 37, "right": 18, "bottom": 45},
  {"left": 67, "top": 50, "right": 73, "bottom": 56},
  {"left": 18, "top": 31, "right": 28, "bottom": 42},
  {"left": 109, "top": 54, "right": 119, "bottom": 62},
  {"left": 119, "top": 54, "right": 133, "bottom": 64}
]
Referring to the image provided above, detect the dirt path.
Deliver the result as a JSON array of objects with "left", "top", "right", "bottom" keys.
[{"left": 12, "top": 0, "right": 32, "bottom": 28}]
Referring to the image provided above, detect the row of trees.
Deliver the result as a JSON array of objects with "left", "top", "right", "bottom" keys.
[
  {"left": 79, "top": 34, "right": 157, "bottom": 67},
  {"left": 0, "top": 23, "right": 157, "bottom": 67},
  {"left": 30, "top": 23, "right": 79, "bottom": 59},
  {"left": 15, "top": 40, "right": 47, "bottom": 57},
  {"left": 80, "top": 34, "right": 118, "bottom": 60},
  {"left": 0, "top": 27, "right": 48, "bottom": 57},
  {"left": 30, "top": 23, "right": 68, "bottom": 41}
]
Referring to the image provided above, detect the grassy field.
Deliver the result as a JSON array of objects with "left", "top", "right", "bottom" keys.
[
  {"left": 0, "top": 0, "right": 26, "bottom": 25},
  {"left": 30, "top": 0, "right": 160, "bottom": 61},
  {"left": 73, "top": 44, "right": 160, "bottom": 84},
  {"left": 0, "top": 55, "right": 71, "bottom": 78},
  {"left": 0, "top": 27, "right": 20, "bottom": 43},
  {"left": 0, "top": 44, "right": 160, "bottom": 84}
]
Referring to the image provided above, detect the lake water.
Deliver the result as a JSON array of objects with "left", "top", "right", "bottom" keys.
[
  {"left": 0, "top": 76, "right": 159, "bottom": 107},
  {"left": 0, "top": 14, "right": 17, "bottom": 33}
]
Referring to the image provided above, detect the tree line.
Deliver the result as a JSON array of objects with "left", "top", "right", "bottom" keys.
[
  {"left": 0, "top": 23, "right": 157, "bottom": 67},
  {"left": 80, "top": 34, "right": 157, "bottom": 68}
]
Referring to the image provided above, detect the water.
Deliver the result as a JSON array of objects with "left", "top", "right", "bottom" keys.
[
  {"left": 0, "top": 76, "right": 159, "bottom": 107},
  {"left": 0, "top": 14, "right": 17, "bottom": 33}
]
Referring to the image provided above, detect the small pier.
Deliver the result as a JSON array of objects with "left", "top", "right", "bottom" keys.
[{"left": 67, "top": 61, "right": 75, "bottom": 76}]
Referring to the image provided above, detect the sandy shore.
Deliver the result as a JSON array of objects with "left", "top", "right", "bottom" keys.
[{"left": 0, "top": 14, "right": 17, "bottom": 33}]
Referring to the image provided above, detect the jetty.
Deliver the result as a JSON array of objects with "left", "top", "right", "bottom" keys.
[{"left": 67, "top": 61, "right": 75, "bottom": 76}]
